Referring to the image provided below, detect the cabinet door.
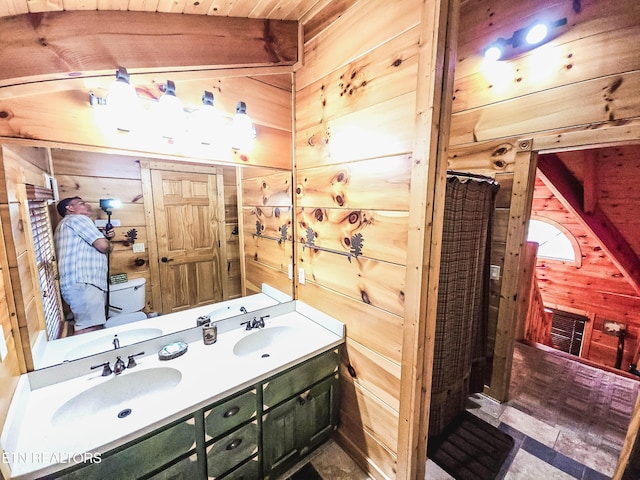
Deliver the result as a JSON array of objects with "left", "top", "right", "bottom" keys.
[
  {"left": 301, "top": 374, "right": 339, "bottom": 454},
  {"left": 262, "top": 374, "right": 339, "bottom": 479},
  {"left": 262, "top": 395, "right": 304, "bottom": 478},
  {"left": 263, "top": 349, "right": 339, "bottom": 409}
]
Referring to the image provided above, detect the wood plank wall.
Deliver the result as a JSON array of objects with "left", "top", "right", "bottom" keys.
[
  {"left": 532, "top": 174, "right": 640, "bottom": 369},
  {"left": 295, "top": 0, "right": 451, "bottom": 477},
  {"left": 449, "top": 0, "right": 640, "bottom": 472},
  {"left": 240, "top": 167, "right": 294, "bottom": 297}
]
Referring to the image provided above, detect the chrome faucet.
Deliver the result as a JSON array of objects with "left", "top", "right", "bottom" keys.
[
  {"left": 112, "top": 335, "right": 120, "bottom": 349},
  {"left": 241, "top": 315, "right": 269, "bottom": 330},
  {"left": 113, "top": 356, "right": 126, "bottom": 375},
  {"left": 240, "top": 306, "right": 248, "bottom": 314}
]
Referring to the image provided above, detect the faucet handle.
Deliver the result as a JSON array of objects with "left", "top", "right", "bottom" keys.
[
  {"left": 240, "top": 320, "right": 253, "bottom": 330},
  {"left": 91, "top": 361, "right": 113, "bottom": 376},
  {"left": 127, "top": 351, "right": 145, "bottom": 368}
]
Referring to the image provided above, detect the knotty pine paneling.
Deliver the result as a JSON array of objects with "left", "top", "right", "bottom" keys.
[
  {"left": 340, "top": 377, "right": 400, "bottom": 455},
  {"left": 296, "top": 93, "right": 416, "bottom": 168},
  {"left": 454, "top": 0, "right": 640, "bottom": 111},
  {"left": 451, "top": 71, "right": 640, "bottom": 145},
  {"left": 298, "top": 281, "right": 402, "bottom": 364},
  {"left": 295, "top": 1, "right": 424, "bottom": 476},
  {"left": 297, "top": 245, "right": 406, "bottom": 318},
  {"left": 243, "top": 233, "right": 293, "bottom": 272},
  {"left": 296, "top": 0, "right": 422, "bottom": 90},
  {"left": 51, "top": 150, "right": 142, "bottom": 179},
  {"left": 335, "top": 411, "right": 397, "bottom": 480},
  {"left": 340, "top": 338, "right": 401, "bottom": 412},
  {"left": 296, "top": 27, "right": 421, "bottom": 133},
  {"left": 296, "top": 156, "right": 412, "bottom": 211},
  {"left": 296, "top": 208, "right": 408, "bottom": 266},
  {"left": 241, "top": 171, "right": 292, "bottom": 207},
  {"left": 243, "top": 259, "right": 291, "bottom": 297}
]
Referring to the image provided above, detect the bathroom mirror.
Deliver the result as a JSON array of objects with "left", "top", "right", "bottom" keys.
[{"left": 28, "top": 150, "right": 294, "bottom": 370}]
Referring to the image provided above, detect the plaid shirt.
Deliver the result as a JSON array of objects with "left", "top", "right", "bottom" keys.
[{"left": 54, "top": 214, "right": 108, "bottom": 292}]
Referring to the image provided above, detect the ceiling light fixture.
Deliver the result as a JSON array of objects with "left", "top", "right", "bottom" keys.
[{"left": 483, "top": 17, "right": 567, "bottom": 61}]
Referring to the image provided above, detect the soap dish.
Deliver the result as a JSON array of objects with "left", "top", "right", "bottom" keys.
[{"left": 158, "top": 342, "right": 188, "bottom": 361}]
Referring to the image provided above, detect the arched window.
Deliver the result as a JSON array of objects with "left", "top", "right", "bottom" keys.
[{"left": 527, "top": 218, "right": 581, "bottom": 266}]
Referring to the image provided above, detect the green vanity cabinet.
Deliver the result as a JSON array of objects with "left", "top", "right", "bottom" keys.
[
  {"left": 52, "top": 414, "right": 197, "bottom": 480},
  {"left": 48, "top": 348, "right": 340, "bottom": 480},
  {"left": 262, "top": 349, "right": 340, "bottom": 479}
]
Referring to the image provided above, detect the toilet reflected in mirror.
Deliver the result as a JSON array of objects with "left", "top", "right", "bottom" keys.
[{"left": 106, "top": 278, "right": 148, "bottom": 328}]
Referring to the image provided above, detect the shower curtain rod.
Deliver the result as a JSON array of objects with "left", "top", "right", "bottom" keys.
[{"left": 447, "top": 170, "right": 498, "bottom": 184}]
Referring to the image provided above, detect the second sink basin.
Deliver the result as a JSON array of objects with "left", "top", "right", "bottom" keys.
[
  {"left": 64, "top": 328, "right": 163, "bottom": 361},
  {"left": 51, "top": 367, "right": 182, "bottom": 428},
  {"left": 233, "top": 326, "right": 303, "bottom": 357}
]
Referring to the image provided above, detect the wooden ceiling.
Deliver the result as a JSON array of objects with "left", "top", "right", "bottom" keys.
[{"left": 0, "top": 0, "right": 330, "bottom": 21}]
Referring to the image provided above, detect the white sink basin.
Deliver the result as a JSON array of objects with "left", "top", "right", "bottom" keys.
[
  {"left": 64, "top": 328, "right": 163, "bottom": 361},
  {"left": 51, "top": 367, "right": 181, "bottom": 427},
  {"left": 233, "top": 326, "right": 303, "bottom": 357}
]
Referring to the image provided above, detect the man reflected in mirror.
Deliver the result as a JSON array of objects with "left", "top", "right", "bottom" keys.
[{"left": 54, "top": 197, "right": 115, "bottom": 335}]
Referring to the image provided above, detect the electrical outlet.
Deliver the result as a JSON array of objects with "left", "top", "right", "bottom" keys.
[
  {"left": 132, "top": 243, "right": 145, "bottom": 253},
  {"left": 490, "top": 265, "right": 501, "bottom": 280},
  {"left": 298, "top": 267, "right": 306, "bottom": 285}
]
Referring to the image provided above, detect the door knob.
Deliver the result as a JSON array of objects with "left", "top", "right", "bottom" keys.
[{"left": 161, "top": 256, "right": 174, "bottom": 263}]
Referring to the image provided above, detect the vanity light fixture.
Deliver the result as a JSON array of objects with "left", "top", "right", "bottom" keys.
[
  {"left": 230, "top": 101, "right": 257, "bottom": 152},
  {"left": 156, "top": 80, "right": 185, "bottom": 139},
  {"left": 89, "top": 67, "right": 142, "bottom": 132},
  {"left": 89, "top": 69, "right": 257, "bottom": 149},
  {"left": 188, "top": 90, "right": 226, "bottom": 145},
  {"left": 483, "top": 17, "right": 567, "bottom": 61}
]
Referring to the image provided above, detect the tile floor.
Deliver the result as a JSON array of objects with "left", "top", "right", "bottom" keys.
[{"left": 283, "top": 342, "right": 639, "bottom": 479}]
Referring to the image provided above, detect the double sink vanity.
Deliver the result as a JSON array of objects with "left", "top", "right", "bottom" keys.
[{"left": 1, "top": 289, "right": 344, "bottom": 480}]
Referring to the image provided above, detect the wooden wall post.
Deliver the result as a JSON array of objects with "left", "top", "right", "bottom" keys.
[{"left": 488, "top": 139, "right": 537, "bottom": 402}]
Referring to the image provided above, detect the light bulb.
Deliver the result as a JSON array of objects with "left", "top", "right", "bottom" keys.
[
  {"left": 525, "top": 23, "right": 549, "bottom": 45},
  {"left": 106, "top": 69, "right": 141, "bottom": 132},
  {"left": 156, "top": 80, "right": 185, "bottom": 139},
  {"left": 230, "top": 101, "right": 256, "bottom": 151}
]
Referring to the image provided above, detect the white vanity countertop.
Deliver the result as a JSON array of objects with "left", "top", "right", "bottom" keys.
[
  {"left": 33, "top": 290, "right": 283, "bottom": 369},
  {"left": 0, "top": 301, "right": 344, "bottom": 480}
]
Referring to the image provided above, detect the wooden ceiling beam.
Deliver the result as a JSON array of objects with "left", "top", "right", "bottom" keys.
[
  {"left": 0, "top": 11, "right": 298, "bottom": 87},
  {"left": 538, "top": 153, "right": 640, "bottom": 296},
  {"left": 582, "top": 149, "right": 598, "bottom": 214}
]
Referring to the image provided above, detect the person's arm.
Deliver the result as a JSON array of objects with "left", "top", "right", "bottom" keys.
[
  {"left": 93, "top": 227, "right": 115, "bottom": 253},
  {"left": 93, "top": 237, "right": 113, "bottom": 253}
]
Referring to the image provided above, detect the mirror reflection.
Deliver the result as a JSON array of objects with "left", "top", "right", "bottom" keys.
[{"left": 27, "top": 148, "right": 293, "bottom": 369}]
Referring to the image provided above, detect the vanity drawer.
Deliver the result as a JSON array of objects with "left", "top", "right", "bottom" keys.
[
  {"left": 146, "top": 451, "right": 200, "bottom": 480},
  {"left": 218, "top": 456, "right": 260, "bottom": 480},
  {"left": 204, "top": 388, "right": 257, "bottom": 440},
  {"left": 263, "top": 348, "right": 339, "bottom": 409},
  {"left": 55, "top": 415, "right": 196, "bottom": 479},
  {"left": 206, "top": 420, "right": 259, "bottom": 478}
]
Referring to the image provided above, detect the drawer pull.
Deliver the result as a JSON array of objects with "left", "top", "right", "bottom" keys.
[
  {"left": 226, "top": 438, "right": 243, "bottom": 450},
  {"left": 298, "top": 393, "right": 312, "bottom": 406},
  {"left": 223, "top": 406, "right": 240, "bottom": 418}
]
